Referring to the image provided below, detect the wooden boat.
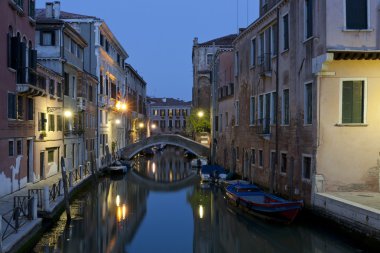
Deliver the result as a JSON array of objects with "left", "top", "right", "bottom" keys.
[{"left": 225, "top": 183, "right": 303, "bottom": 224}]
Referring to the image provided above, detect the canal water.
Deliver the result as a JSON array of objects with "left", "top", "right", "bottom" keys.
[{"left": 32, "top": 146, "right": 374, "bottom": 253}]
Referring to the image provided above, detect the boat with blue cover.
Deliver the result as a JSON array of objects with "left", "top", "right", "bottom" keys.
[{"left": 225, "top": 183, "right": 303, "bottom": 224}]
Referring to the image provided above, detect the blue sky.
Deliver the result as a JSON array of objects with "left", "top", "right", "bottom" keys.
[{"left": 36, "top": 0, "right": 259, "bottom": 101}]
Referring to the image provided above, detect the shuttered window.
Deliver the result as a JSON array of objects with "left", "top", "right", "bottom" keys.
[
  {"left": 342, "top": 81, "right": 364, "bottom": 123},
  {"left": 283, "top": 14, "right": 289, "bottom": 50},
  {"left": 346, "top": 0, "right": 368, "bottom": 30},
  {"left": 305, "top": 0, "right": 313, "bottom": 38},
  {"left": 8, "top": 93, "right": 16, "bottom": 119}
]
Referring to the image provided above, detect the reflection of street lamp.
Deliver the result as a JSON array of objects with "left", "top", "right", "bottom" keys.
[
  {"left": 115, "top": 119, "right": 121, "bottom": 125},
  {"left": 198, "top": 205, "right": 204, "bottom": 219},
  {"left": 197, "top": 110, "right": 204, "bottom": 118},
  {"left": 151, "top": 123, "right": 157, "bottom": 129},
  {"left": 139, "top": 122, "right": 144, "bottom": 129}
]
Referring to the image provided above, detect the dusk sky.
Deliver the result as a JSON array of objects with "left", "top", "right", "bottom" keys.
[{"left": 36, "top": 0, "right": 259, "bottom": 101}]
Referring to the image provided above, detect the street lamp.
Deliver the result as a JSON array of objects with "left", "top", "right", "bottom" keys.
[
  {"left": 64, "top": 110, "right": 72, "bottom": 118},
  {"left": 139, "top": 122, "right": 144, "bottom": 129},
  {"left": 115, "top": 119, "right": 121, "bottom": 125},
  {"left": 197, "top": 110, "right": 204, "bottom": 118},
  {"left": 151, "top": 123, "right": 157, "bottom": 129}
]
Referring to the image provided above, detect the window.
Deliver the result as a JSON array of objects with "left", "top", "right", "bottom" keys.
[
  {"left": 7, "top": 27, "right": 13, "bottom": 68},
  {"left": 305, "top": 83, "right": 312, "bottom": 124},
  {"left": 40, "top": 31, "right": 55, "bottom": 46},
  {"left": 346, "top": 0, "right": 368, "bottom": 30},
  {"left": 70, "top": 40, "right": 76, "bottom": 54},
  {"left": 160, "top": 120, "right": 165, "bottom": 128},
  {"left": 9, "top": 140, "right": 14, "bottom": 157},
  {"left": 234, "top": 51, "right": 239, "bottom": 76},
  {"left": 64, "top": 73, "right": 69, "bottom": 96},
  {"left": 168, "top": 120, "right": 173, "bottom": 128},
  {"left": 251, "top": 38, "right": 256, "bottom": 66},
  {"left": 183, "top": 120, "right": 186, "bottom": 128},
  {"left": 160, "top": 109, "right": 166, "bottom": 116},
  {"left": 259, "top": 150, "right": 263, "bottom": 167},
  {"left": 302, "top": 155, "right": 312, "bottom": 180},
  {"left": 48, "top": 149, "right": 54, "bottom": 163},
  {"left": 39, "top": 112, "right": 46, "bottom": 131},
  {"left": 225, "top": 112, "right": 229, "bottom": 127},
  {"left": 271, "top": 92, "right": 277, "bottom": 124},
  {"left": 16, "top": 140, "right": 22, "bottom": 155},
  {"left": 48, "top": 114, "right": 55, "bottom": 131},
  {"left": 29, "top": 0, "right": 36, "bottom": 19},
  {"left": 206, "top": 53, "right": 213, "bottom": 65},
  {"left": 235, "top": 100, "right": 240, "bottom": 126},
  {"left": 111, "top": 82, "right": 116, "bottom": 99},
  {"left": 100, "top": 33, "right": 104, "bottom": 46},
  {"left": 271, "top": 23, "right": 278, "bottom": 56},
  {"left": 168, "top": 109, "right": 173, "bottom": 117},
  {"left": 89, "top": 85, "right": 93, "bottom": 102},
  {"left": 229, "top": 83, "right": 234, "bottom": 95},
  {"left": 281, "top": 153, "right": 287, "bottom": 173},
  {"left": 8, "top": 93, "right": 16, "bottom": 119},
  {"left": 250, "top": 96, "right": 255, "bottom": 125},
  {"left": 71, "top": 76, "right": 76, "bottom": 98},
  {"left": 282, "top": 89, "right": 289, "bottom": 125},
  {"left": 214, "top": 116, "right": 219, "bottom": 132},
  {"left": 259, "top": 32, "right": 265, "bottom": 64},
  {"left": 258, "top": 95, "right": 264, "bottom": 122},
  {"left": 49, "top": 79, "right": 55, "bottom": 95},
  {"left": 251, "top": 149, "right": 256, "bottom": 165},
  {"left": 153, "top": 109, "right": 158, "bottom": 116},
  {"left": 342, "top": 80, "right": 365, "bottom": 124},
  {"left": 305, "top": 0, "right": 313, "bottom": 38},
  {"left": 283, "top": 14, "right": 289, "bottom": 50},
  {"left": 175, "top": 109, "right": 180, "bottom": 117},
  {"left": 27, "top": 98, "right": 33, "bottom": 120},
  {"left": 56, "top": 82, "right": 62, "bottom": 98},
  {"left": 17, "top": 96, "right": 23, "bottom": 120},
  {"left": 57, "top": 115, "right": 62, "bottom": 131},
  {"left": 175, "top": 120, "right": 180, "bottom": 128}
]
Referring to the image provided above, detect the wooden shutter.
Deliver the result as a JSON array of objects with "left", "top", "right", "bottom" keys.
[
  {"left": 18, "top": 42, "right": 27, "bottom": 83},
  {"left": 7, "top": 33, "right": 12, "bottom": 68},
  {"left": 352, "top": 81, "right": 364, "bottom": 123},
  {"left": 11, "top": 37, "right": 20, "bottom": 69},
  {"left": 342, "top": 81, "right": 353, "bottom": 123}
]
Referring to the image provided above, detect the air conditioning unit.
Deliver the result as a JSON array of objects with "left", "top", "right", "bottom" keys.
[{"left": 77, "top": 97, "right": 87, "bottom": 111}]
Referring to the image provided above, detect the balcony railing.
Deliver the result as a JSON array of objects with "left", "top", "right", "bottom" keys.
[
  {"left": 16, "top": 68, "right": 47, "bottom": 96},
  {"left": 258, "top": 53, "right": 272, "bottom": 75},
  {"left": 256, "top": 118, "right": 271, "bottom": 135}
]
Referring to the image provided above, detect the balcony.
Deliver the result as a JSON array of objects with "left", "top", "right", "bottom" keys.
[
  {"left": 16, "top": 68, "right": 46, "bottom": 97},
  {"left": 258, "top": 53, "right": 272, "bottom": 77},
  {"left": 256, "top": 118, "right": 271, "bottom": 136}
]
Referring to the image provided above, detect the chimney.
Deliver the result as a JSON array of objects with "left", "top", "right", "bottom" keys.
[
  {"left": 193, "top": 37, "right": 198, "bottom": 46},
  {"left": 162, "top": 98, "right": 166, "bottom": 103},
  {"left": 45, "top": 2, "right": 53, "bottom": 18},
  {"left": 53, "top": 1, "right": 61, "bottom": 19}
]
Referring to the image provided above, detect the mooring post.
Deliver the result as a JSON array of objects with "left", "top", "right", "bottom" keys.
[
  {"left": 79, "top": 165, "right": 83, "bottom": 180},
  {"left": 32, "top": 194, "right": 38, "bottom": 220},
  {"left": 61, "top": 157, "right": 71, "bottom": 221},
  {"left": 59, "top": 179, "right": 64, "bottom": 196}
]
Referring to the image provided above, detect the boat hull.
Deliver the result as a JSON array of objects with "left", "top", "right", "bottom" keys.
[{"left": 226, "top": 184, "right": 303, "bottom": 224}]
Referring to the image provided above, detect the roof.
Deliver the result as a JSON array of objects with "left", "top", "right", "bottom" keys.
[
  {"left": 35, "top": 9, "right": 98, "bottom": 20},
  {"left": 198, "top": 34, "right": 238, "bottom": 47},
  {"left": 148, "top": 97, "right": 192, "bottom": 107},
  {"left": 125, "top": 64, "right": 146, "bottom": 86}
]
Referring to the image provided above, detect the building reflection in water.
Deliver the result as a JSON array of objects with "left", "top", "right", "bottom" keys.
[
  {"left": 33, "top": 175, "right": 150, "bottom": 253},
  {"left": 133, "top": 146, "right": 191, "bottom": 183},
  {"left": 188, "top": 184, "right": 360, "bottom": 253}
]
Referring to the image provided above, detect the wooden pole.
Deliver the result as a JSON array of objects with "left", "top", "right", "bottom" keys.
[{"left": 61, "top": 156, "right": 71, "bottom": 221}]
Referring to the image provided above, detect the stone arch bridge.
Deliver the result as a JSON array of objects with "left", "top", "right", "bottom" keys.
[{"left": 121, "top": 134, "right": 209, "bottom": 160}]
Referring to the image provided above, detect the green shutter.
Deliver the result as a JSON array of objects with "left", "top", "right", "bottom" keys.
[
  {"left": 352, "top": 81, "right": 364, "bottom": 123},
  {"left": 342, "top": 81, "right": 353, "bottom": 123}
]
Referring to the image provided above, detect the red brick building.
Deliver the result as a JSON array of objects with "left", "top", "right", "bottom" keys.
[{"left": 0, "top": 0, "right": 37, "bottom": 196}]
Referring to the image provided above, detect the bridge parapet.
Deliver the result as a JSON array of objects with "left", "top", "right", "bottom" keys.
[{"left": 121, "top": 134, "right": 210, "bottom": 160}]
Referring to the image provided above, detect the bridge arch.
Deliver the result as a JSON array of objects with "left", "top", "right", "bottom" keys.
[{"left": 121, "top": 134, "right": 210, "bottom": 160}]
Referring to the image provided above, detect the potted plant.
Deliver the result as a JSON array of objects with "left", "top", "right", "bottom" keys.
[{"left": 39, "top": 131, "right": 47, "bottom": 139}]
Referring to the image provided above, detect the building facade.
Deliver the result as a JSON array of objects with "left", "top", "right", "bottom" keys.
[
  {"left": 148, "top": 98, "right": 191, "bottom": 136},
  {"left": 0, "top": 0, "right": 37, "bottom": 196},
  {"left": 212, "top": 0, "right": 380, "bottom": 206},
  {"left": 192, "top": 34, "right": 237, "bottom": 111},
  {"left": 125, "top": 64, "right": 147, "bottom": 144}
]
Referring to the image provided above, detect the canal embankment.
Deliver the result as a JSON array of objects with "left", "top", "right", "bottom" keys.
[{"left": 0, "top": 165, "right": 95, "bottom": 253}]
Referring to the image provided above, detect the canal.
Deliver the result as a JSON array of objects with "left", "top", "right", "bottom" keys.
[{"left": 32, "top": 146, "right": 373, "bottom": 253}]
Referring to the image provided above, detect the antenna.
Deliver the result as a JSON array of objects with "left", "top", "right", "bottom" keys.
[
  {"left": 236, "top": 0, "right": 239, "bottom": 32},
  {"left": 246, "top": 0, "right": 249, "bottom": 26}
]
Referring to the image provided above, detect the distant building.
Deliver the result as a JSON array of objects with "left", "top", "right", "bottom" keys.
[
  {"left": 0, "top": 0, "right": 36, "bottom": 196},
  {"left": 192, "top": 34, "right": 237, "bottom": 111},
  {"left": 147, "top": 98, "right": 191, "bottom": 136},
  {"left": 125, "top": 64, "right": 147, "bottom": 144}
]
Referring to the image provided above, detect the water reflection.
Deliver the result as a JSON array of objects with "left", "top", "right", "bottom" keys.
[
  {"left": 188, "top": 185, "right": 361, "bottom": 253},
  {"left": 33, "top": 147, "right": 367, "bottom": 253},
  {"left": 133, "top": 146, "right": 192, "bottom": 183}
]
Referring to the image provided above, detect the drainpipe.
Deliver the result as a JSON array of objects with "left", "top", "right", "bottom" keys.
[
  {"left": 271, "top": 6, "right": 280, "bottom": 193},
  {"left": 210, "top": 51, "right": 217, "bottom": 165}
]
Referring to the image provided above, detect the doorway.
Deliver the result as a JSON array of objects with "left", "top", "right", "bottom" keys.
[{"left": 40, "top": 151, "right": 45, "bottom": 180}]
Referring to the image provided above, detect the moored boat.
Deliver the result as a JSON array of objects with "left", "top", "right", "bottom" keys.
[{"left": 225, "top": 183, "right": 303, "bottom": 224}]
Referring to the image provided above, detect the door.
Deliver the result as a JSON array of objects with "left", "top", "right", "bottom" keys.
[{"left": 40, "top": 151, "right": 45, "bottom": 180}]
